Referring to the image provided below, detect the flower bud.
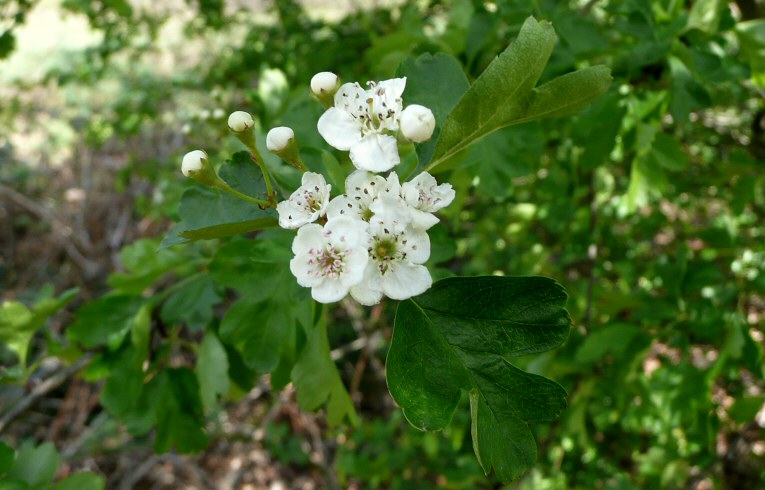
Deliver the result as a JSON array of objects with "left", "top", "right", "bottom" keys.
[
  {"left": 266, "top": 126, "right": 305, "bottom": 171},
  {"left": 400, "top": 104, "right": 436, "bottom": 143},
  {"left": 266, "top": 126, "right": 294, "bottom": 152},
  {"left": 182, "top": 150, "right": 208, "bottom": 177},
  {"left": 181, "top": 149, "right": 219, "bottom": 186},
  {"left": 310, "top": 72, "right": 340, "bottom": 109},
  {"left": 227, "top": 111, "right": 254, "bottom": 133}
]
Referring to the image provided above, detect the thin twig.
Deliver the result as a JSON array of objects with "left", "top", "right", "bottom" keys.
[
  {"left": 330, "top": 332, "right": 383, "bottom": 361},
  {"left": 582, "top": 170, "right": 597, "bottom": 332},
  {"left": 303, "top": 412, "right": 341, "bottom": 490},
  {"left": 117, "top": 454, "right": 167, "bottom": 490},
  {"left": 0, "top": 354, "right": 93, "bottom": 434}
]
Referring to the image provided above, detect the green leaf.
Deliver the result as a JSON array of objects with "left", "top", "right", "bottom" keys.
[
  {"left": 319, "top": 150, "right": 347, "bottom": 194},
  {"left": 736, "top": 19, "right": 765, "bottom": 86},
  {"left": 426, "top": 17, "right": 611, "bottom": 171},
  {"left": 100, "top": 346, "right": 145, "bottom": 418},
  {"left": 0, "top": 479, "right": 30, "bottom": 490},
  {"left": 292, "top": 312, "right": 358, "bottom": 427},
  {"left": 387, "top": 276, "right": 570, "bottom": 482},
  {"left": 0, "top": 32, "right": 15, "bottom": 60},
  {"left": 107, "top": 238, "right": 186, "bottom": 294},
  {"left": 67, "top": 295, "right": 146, "bottom": 349},
  {"left": 151, "top": 368, "right": 209, "bottom": 453},
  {"left": 0, "top": 303, "right": 33, "bottom": 368},
  {"left": 196, "top": 331, "right": 230, "bottom": 410},
  {"left": 650, "top": 132, "right": 689, "bottom": 171},
  {"left": 160, "top": 274, "right": 221, "bottom": 329},
  {"left": 668, "top": 56, "right": 711, "bottom": 122},
  {"left": 575, "top": 323, "right": 649, "bottom": 364},
  {"left": 397, "top": 53, "right": 470, "bottom": 125},
  {"left": 427, "top": 17, "right": 556, "bottom": 170},
  {"left": 220, "top": 296, "right": 291, "bottom": 373},
  {"left": 0, "top": 441, "right": 14, "bottom": 475},
  {"left": 685, "top": 0, "right": 724, "bottom": 34},
  {"left": 511, "top": 65, "right": 613, "bottom": 124},
  {"left": 469, "top": 125, "right": 542, "bottom": 198},
  {"left": 0, "top": 289, "right": 77, "bottom": 368},
  {"left": 161, "top": 152, "right": 277, "bottom": 248},
  {"left": 729, "top": 395, "right": 765, "bottom": 424},
  {"left": 572, "top": 91, "right": 625, "bottom": 171},
  {"left": 214, "top": 232, "right": 310, "bottom": 379},
  {"left": 396, "top": 52, "right": 470, "bottom": 169},
  {"left": 6, "top": 441, "right": 59, "bottom": 487},
  {"left": 51, "top": 473, "right": 105, "bottom": 490}
]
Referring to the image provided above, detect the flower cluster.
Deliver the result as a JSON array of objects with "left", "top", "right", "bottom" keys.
[
  {"left": 180, "top": 73, "right": 452, "bottom": 305},
  {"left": 275, "top": 75, "right": 454, "bottom": 305},
  {"left": 279, "top": 170, "right": 453, "bottom": 305}
]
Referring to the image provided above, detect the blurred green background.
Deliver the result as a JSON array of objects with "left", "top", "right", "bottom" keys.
[{"left": 1, "top": 0, "right": 764, "bottom": 488}]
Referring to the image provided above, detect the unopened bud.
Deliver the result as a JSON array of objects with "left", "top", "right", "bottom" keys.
[
  {"left": 227, "top": 111, "right": 254, "bottom": 133},
  {"left": 181, "top": 149, "right": 219, "bottom": 186},
  {"left": 266, "top": 126, "right": 305, "bottom": 171},
  {"left": 266, "top": 126, "right": 294, "bottom": 152},
  {"left": 182, "top": 150, "right": 208, "bottom": 177},
  {"left": 400, "top": 104, "right": 436, "bottom": 143},
  {"left": 310, "top": 72, "right": 340, "bottom": 108}
]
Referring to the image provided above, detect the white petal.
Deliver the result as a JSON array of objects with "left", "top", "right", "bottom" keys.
[
  {"left": 291, "top": 224, "right": 325, "bottom": 255},
  {"left": 429, "top": 183, "right": 456, "bottom": 212},
  {"left": 312, "top": 278, "right": 349, "bottom": 303},
  {"left": 278, "top": 200, "right": 311, "bottom": 229},
  {"left": 334, "top": 82, "right": 368, "bottom": 118},
  {"left": 350, "top": 262, "right": 384, "bottom": 306},
  {"left": 400, "top": 226, "right": 430, "bottom": 264},
  {"left": 339, "top": 248, "right": 369, "bottom": 288},
  {"left": 384, "top": 171, "right": 401, "bottom": 195},
  {"left": 377, "top": 77, "right": 406, "bottom": 99},
  {"left": 301, "top": 171, "right": 327, "bottom": 188},
  {"left": 345, "top": 170, "right": 386, "bottom": 200},
  {"left": 382, "top": 262, "right": 432, "bottom": 300},
  {"left": 326, "top": 195, "right": 360, "bottom": 221},
  {"left": 326, "top": 216, "right": 370, "bottom": 249},
  {"left": 290, "top": 255, "right": 323, "bottom": 287},
  {"left": 349, "top": 133, "right": 400, "bottom": 172},
  {"left": 318, "top": 107, "right": 363, "bottom": 151},
  {"left": 409, "top": 208, "right": 440, "bottom": 230},
  {"left": 369, "top": 195, "right": 412, "bottom": 234}
]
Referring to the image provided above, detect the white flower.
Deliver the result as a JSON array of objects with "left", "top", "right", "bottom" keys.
[
  {"left": 266, "top": 126, "right": 295, "bottom": 152},
  {"left": 181, "top": 150, "right": 207, "bottom": 177},
  {"left": 290, "top": 217, "right": 370, "bottom": 303},
  {"left": 227, "top": 111, "right": 254, "bottom": 132},
  {"left": 310, "top": 72, "right": 340, "bottom": 96},
  {"left": 317, "top": 78, "right": 406, "bottom": 172},
  {"left": 349, "top": 220, "right": 432, "bottom": 305},
  {"left": 277, "top": 172, "right": 331, "bottom": 229},
  {"left": 326, "top": 171, "right": 408, "bottom": 227},
  {"left": 400, "top": 104, "right": 436, "bottom": 142},
  {"left": 401, "top": 172, "right": 455, "bottom": 229}
]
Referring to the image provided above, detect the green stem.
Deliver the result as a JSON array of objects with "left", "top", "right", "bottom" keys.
[
  {"left": 150, "top": 271, "right": 206, "bottom": 304},
  {"left": 213, "top": 181, "right": 270, "bottom": 207},
  {"left": 249, "top": 149, "right": 276, "bottom": 203},
  {"left": 234, "top": 130, "right": 277, "bottom": 203}
]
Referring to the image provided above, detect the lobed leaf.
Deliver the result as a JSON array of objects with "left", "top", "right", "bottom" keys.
[
  {"left": 425, "top": 17, "right": 612, "bottom": 171},
  {"left": 387, "top": 276, "right": 571, "bottom": 482}
]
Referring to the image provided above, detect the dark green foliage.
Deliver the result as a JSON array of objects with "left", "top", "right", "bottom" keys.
[{"left": 2, "top": 0, "right": 764, "bottom": 488}]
